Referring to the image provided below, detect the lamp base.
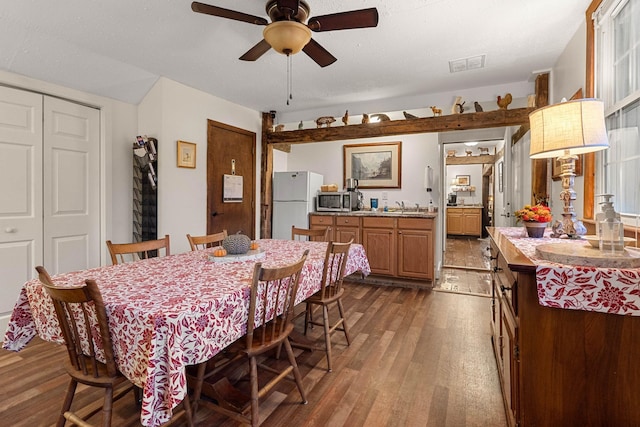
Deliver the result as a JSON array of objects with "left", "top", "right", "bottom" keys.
[
  {"left": 550, "top": 216, "right": 587, "bottom": 239},
  {"left": 548, "top": 151, "right": 587, "bottom": 239}
]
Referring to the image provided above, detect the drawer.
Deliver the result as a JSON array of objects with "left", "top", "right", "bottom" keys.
[
  {"left": 362, "top": 216, "right": 395, "bottom": 228},
  {"left": 310, "top": 215, "right": 334, "bottom": 226},
  {"left": 398, "top": 217, "right": 433, "bottom": 230},
  {"left": 335, "top": 216, "right": 359, "bottom": 227},
  {"left": 494, "top": 253, "right": 518, "bottom": 315}
]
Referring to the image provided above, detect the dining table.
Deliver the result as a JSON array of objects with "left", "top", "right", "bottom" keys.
[{"left": 2, "top": 239, "right": 371, "bottom": 427}]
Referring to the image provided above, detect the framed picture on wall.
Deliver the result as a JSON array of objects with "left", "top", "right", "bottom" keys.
[
  {"left": 456, "top": 175, "right": 470, "bottom": 186},
  {"left": 343, "top": 142, "right": 402, "bottom": 189},
  {"left": 177, "top": 140, "right": 196, "bottom": 168}
]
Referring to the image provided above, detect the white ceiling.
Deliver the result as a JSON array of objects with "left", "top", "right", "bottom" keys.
[{"left": 0, "top": 0, "right": 590, "bottom": 122}]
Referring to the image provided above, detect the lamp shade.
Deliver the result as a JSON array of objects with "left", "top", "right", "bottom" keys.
[
  {"left": 529, "top": 98, "right": 609, "bottom": 159},
  {"left": 263, "top": 21, "right": 311, "bottom": 55}
]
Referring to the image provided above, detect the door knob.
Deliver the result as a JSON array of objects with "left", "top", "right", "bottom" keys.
[{"left": 5, "top": 227, "right": 17, "bottom": 233}]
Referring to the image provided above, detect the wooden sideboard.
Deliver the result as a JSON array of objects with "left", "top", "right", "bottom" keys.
[
  {"left": 446, "top": 206, "right": 482, "bottom": 237},
  {"left": 310, "top": 213, "right": 435, "bottom": 281},
  {"left": 487, "top": 227, "right": 640, "bottom": 426}
]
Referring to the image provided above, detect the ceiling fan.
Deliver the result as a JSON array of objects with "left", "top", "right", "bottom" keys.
[{"left": 191, "top": 0, "right": 379, "bottom": 67}]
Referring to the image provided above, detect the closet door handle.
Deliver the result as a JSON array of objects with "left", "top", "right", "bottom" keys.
[{"left": 5, "top": 227, "right": 17, "bottom": 233}]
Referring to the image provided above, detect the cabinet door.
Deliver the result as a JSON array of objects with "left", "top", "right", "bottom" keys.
[
  {"left": 397, "top": 229, "right": 432, "bottom": 279},
  {"left": 501, "top": 304, "right": 519, "bottom": 427},
  {"left": 335, "top": 227, "right": 359, "bottom": 244},
  {"left": 335, "top": 216, "right": 360, "bottom": 244},
  {"left": 362, "top": 227, "right": 396, "bottom": 275},
  {"left": 447, "top": 209, "right": 463, "bottom": 235},
  {"left": 309, "top": 214, "right": 334, "bottom": 241},
  {"left": 462, "top": 209, "right": 482, "bottom": 236}
]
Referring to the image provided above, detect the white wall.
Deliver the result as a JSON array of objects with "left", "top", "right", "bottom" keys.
[
  {"left": 138, "top": 78, "right": 262, "bottom": 254},
  {"left": 284, "top": 133, "right": 440, "bottom": 209},
  {"left": 512, "top": 132, "right": 533, "bottom": 211},
  {"left": 493, "top": 138, "right": 508, "bottom": 226}
]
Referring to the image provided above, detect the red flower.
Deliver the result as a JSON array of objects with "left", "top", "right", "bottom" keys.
[{"left": 514, "top": 204, "right": 552, "bottom": 223}]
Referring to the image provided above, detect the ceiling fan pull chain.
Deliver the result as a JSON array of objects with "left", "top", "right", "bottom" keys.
[{"left": 287, "top": 53, "right": 292, "bottom": 105}]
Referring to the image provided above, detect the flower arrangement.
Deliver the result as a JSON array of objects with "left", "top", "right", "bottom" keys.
[{"left": 514, "top": 204, "right": 552, "bottom": 223}]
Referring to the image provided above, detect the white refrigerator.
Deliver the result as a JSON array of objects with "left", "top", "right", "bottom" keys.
[{"left": 272, "top": 171, "right": 324, "bottom": 239}]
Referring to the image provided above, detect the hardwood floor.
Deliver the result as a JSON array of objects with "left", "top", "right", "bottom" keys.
[
  {"left": 435, "top": 237, "right": 492, "bottom": 297},
  {"left": 0, "top": 283, "right": 506, "bottom": 426}
]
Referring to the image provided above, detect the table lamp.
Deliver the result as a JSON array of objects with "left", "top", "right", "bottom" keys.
[{"left": 529, "top": 99, "right": 609, "bottom": 238}]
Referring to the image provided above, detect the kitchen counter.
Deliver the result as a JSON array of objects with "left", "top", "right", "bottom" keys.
[
  {"left": 309, "top": 212, "right": 435, "bottom": 281},
  {"left": 446, "top": 205, "right": 484, "bottom": 208},
  {"left": 312, "top": 210, "right": 437, "bottom": 218}
]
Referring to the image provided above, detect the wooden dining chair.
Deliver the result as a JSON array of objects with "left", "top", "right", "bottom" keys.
[
  {"left": 106, "top": 235, "right": 170, "bottom": 265},
  {"left": 35, "top": 266, "right": 194, "bottom": 427},
  {"left": 291, "top": 225, "right": 330, "bottom": 242},
  {"left": 189, "top": 250, "right": 310, "bottom": 427},
  {"left": 301, "top": 240, "right": 353, "bottom": 372},
  {"left": 186, "top": 230, "right": 228, "bottom": 251}
]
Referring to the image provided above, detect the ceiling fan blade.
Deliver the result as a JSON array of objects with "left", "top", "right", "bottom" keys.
[
  {"left": 302, "top": 39, "right": 337, "bottom": 67},
  {"left": 239, "top": 39, "right": 272, "bottom": 61},
  {"left": 191, "top": 2, "right": 268, "bottom": 26},
  {"left": 307, "top": 8, "right": 379, "bottom": 32}
]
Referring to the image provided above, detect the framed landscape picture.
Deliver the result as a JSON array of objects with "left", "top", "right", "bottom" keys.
[{"left": 343, "top": 142, "right": 402, "bottom": 189}]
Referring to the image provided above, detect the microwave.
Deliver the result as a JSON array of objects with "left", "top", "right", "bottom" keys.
[{"left": 316, "top": 191, "right": 359, "bottom": 212}]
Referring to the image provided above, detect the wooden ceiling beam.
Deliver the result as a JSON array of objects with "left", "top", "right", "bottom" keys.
[
  {"left": 446, "top": 154, "right": 496, "bottom": 165},
  {"left": 265, "top": 107, "right": 535, "bottom": 145}
]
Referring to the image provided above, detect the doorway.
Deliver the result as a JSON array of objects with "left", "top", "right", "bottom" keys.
[
  {"left": 438, "top": 134, "right": 502, "bottom": 296},
  {"left": 206, "top": 120, "right": 256, "bottom": 238}
]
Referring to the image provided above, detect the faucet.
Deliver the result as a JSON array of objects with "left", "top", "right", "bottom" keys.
[
  {"left": 395, "top": 201, "right": 405, "bottom": 213},
  {"left": 415, "top": 203, "right": 420, "bottom": 212}
]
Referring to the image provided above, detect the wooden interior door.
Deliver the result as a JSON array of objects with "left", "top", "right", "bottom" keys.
[{"left": 207, "top": 120, "right": 256, "bottom": 238}]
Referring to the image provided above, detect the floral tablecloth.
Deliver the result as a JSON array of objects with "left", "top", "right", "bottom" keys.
[
  {"left": 496, "top": 227, "right": 640, "bottom": 316},
  {"left": 2, "top": 239, "right": 370, "bottom": 427}
]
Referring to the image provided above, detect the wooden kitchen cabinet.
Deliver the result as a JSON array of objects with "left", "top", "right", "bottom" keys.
[
  {"left": 447, "top": 207, "right": 482, "bottom": 237},
  {"left": 488, "top": 227, "right": 640, "bottom": 426},
  {"left": 334, "top": 216, "right": 360, "bottom": 244},
  {"left": 309, "top": 214, "right": 334, "bottom": 241},
  {"left": 310, "top": 213, "right": 435, "bottom": 281},
  {"left": 397, "top": 217, "right": 433, "bottom": 280},
  {"left": 491, "top": 246, "right": 519, "bottom": 427},
  {"left": 361, "top": 217, "right": 396, "bottom": 276}
]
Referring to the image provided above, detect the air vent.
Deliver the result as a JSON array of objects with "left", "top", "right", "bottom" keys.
[{"left": 449, "top": 54, "right": 486, "bottom": 73}]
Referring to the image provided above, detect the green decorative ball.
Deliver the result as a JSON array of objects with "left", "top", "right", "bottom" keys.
[{"left": 222, "top": 233, "right": 251, "bottom": 254}]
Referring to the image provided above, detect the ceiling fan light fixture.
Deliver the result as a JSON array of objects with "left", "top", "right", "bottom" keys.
[{"left": 263, "top": 21, "right": 311, "bottom": 55}]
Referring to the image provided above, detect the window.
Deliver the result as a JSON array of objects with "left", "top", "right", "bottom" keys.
[{"left": 595, "top": 0, "right": 640, "bottom": 223}]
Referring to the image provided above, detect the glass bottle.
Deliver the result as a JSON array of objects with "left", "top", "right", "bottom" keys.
[{"left": 598, "top": 195, "right": 624, "bottom": 253}]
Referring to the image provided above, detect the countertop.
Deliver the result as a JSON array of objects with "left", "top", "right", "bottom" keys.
[
  {"left": 311, "top": 210, "right": 437, "bottom": 219},
  {"left": 446, "top": 205, "right": 484, "bottom": 209}
]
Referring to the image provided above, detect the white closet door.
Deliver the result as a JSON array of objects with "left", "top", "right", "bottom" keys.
[
  {"left": 43, "top": 97, "right": 100, "bottom": 274},
  {"left": 0, "top": 86, "right": 43, "bottom": 328}
]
